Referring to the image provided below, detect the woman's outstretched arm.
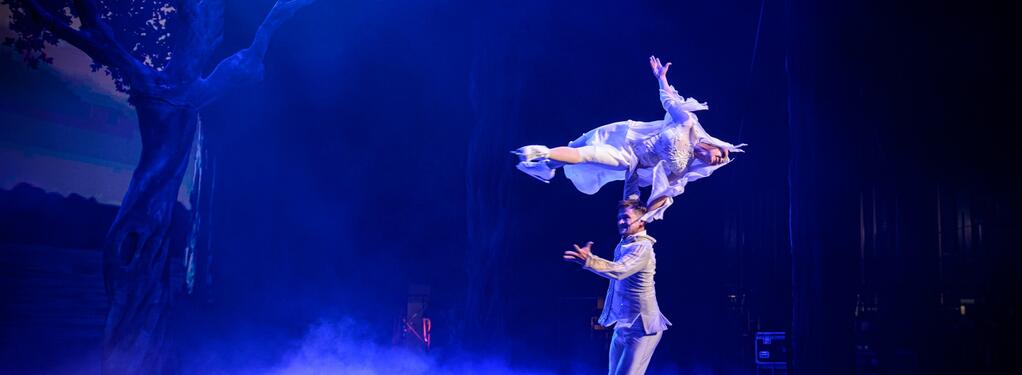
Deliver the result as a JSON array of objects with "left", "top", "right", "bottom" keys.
[
  {"left": 650, "top": 55, "right": 690, "bottom": 123},
  {"left": 650, "top": 55, "right": 673, "bottom": 91}
]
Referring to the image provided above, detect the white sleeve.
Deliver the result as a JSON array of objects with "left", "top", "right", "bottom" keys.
[
  {"left": 582, "top": 242, "right": 651, "bottom": 281},
  {"left": 659, "top": 85, "right": 709, "bottom": 124}
]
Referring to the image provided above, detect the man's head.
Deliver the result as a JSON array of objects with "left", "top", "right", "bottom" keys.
[{"left": 617, "top": 199, "right": 647, "bottom": 236}]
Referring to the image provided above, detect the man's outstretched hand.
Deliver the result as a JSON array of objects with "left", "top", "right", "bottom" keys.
[{"left": 563, "top": 241, "right": 594, "bottom": 265}]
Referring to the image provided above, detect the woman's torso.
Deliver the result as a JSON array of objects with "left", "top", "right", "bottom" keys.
[{"left": 631, "top": 121, "right": 694, "bottom": 175}]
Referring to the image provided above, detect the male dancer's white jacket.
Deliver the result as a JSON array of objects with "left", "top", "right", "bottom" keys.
[{"left": 583, "top": 230, "right": 671, "bottom": 375}]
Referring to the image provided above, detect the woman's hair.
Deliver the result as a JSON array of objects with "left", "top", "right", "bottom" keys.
[{"left": 618, "top": 198, "right": 648, "bottom": 215}]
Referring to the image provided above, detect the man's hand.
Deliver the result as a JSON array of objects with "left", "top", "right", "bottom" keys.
[{"left": 563, "top": 241, "right": 594, "bottom": 265}]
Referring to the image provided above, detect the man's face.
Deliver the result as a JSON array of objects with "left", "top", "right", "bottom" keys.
[{"left": 617, "top": 207, "right": 644, "bottom": 236}]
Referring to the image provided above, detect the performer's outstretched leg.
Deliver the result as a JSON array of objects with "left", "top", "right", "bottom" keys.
[
  {"left": 512, "top": 144, "right": 630, "bottom": 182},
  {"left": 548, "top": 147, "right": 584, "bottom": 164},
  {"left": 511, "top": 145, "right": 558, "bottom": 182},
  {"left": 513, "top": 145, "right": 615, "bottom": 165}
]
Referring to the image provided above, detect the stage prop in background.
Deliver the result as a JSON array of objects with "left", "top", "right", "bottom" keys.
[{"left": 1, "top": 1, "right": 316, "bottom": 373}]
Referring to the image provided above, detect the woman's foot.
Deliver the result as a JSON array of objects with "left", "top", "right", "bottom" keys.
[
  {"left": 511, "top": 145, "right": 550, "bottom": 162},
  {"left": 515, "top": 161, "right": 556, "bottom": 183}
]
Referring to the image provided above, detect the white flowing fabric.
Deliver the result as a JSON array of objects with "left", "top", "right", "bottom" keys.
[{"left": 563, "top": 85, "right": 746, "bottom": 222}]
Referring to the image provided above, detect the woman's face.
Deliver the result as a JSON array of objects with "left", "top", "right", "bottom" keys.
[{"left": 694, "top": 145, "right": 725, "bottom": 165}]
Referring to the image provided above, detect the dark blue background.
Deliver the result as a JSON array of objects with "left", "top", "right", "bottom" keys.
[{"left": 2, "top": 0, "right": 1016, "bottom": 374}]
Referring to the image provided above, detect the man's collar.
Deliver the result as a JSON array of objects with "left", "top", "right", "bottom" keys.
[{"left": 623, "top": 230, "right": 656, "bottom": 244}]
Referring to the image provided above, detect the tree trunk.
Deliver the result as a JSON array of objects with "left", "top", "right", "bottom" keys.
[{"left": 101, "top": 97, "right": 197, "bottom": 375}]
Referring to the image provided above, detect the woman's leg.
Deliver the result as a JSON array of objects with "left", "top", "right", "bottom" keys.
[
  {"left": 548, "top": 147, "right": 584, "bottom": 164},
  {"left": 548, "top": 146, "right": 633, "bottom": 170},
  {"left": 568, "top": 145, "right": 632, "bottom": 170},
  {"left": 517, "top": 145, "right": 630, "bottom": 169},
  {"left": 513, "top": 144, "right": 632, "bottom": 182}
]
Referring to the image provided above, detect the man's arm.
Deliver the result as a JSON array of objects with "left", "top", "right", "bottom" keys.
[{"left": 582, "top": 242, "right": 651, "bottom": 281}]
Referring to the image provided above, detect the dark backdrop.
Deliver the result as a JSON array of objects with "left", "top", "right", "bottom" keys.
[{"left": 2, "top": 0, "right": 1016, "bottom": 374}]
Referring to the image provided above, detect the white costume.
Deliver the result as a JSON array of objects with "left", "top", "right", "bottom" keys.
[
  {"left": 515, "top": 86, "right": 746, "bottom": 222},
  {"left": 583, "top": 230, "right": 669, "bottom": 375}
]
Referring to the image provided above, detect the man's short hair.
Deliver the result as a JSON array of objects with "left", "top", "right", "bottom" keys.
[{"left": 618, "top": 198, "right": 648, "bottom": 215}]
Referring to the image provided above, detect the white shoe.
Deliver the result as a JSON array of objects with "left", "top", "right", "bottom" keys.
[
  {"left": 510, "top": 145, "right": 550, "bottom": 163},
  {"left": 516, "top": 161, "right": 556, "bottom": 183}
]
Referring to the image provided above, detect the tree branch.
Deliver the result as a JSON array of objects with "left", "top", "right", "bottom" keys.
[
  {"left": 70, "top": 0, "right": 103, "bottom": 29},
  {"left": 191, "top": 0, "right": 315, "bottom": 107},
  {"left": 246, "top": 0, "right": 316, "bottom": 58},
  {"left": 23, "top": 0, "right": 155, "bottom": 90},
  {"left": 22, "top": 0, "right": 104, "bottom": 60},
  {"left": 165, "top": 0, "right": 225, "bottom": 83},
  {"left": 73, "top": 0, "right": 157, "bottom": 89}
]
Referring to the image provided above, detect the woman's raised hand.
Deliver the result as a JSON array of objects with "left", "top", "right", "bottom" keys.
[{"left": 649, "top": 55, "right": 671, "bottom": 80}]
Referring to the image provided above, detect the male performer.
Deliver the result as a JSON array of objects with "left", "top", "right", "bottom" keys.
[{"left": 563, "top": 199, "right": 672, "bottom": 375}]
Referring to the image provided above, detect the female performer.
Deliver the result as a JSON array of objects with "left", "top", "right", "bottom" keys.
[{"left": 512, "top": 55, "right": 746, "bottom": 222}]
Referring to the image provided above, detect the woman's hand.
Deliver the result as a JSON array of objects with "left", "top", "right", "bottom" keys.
[{"left": 649, "top": 55, "right": 671, "bottom": 80}]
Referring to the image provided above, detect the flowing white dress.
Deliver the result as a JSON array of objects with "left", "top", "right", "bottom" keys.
[{"left": 562, "top": 85, "right": 746, "bottom": 222}]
